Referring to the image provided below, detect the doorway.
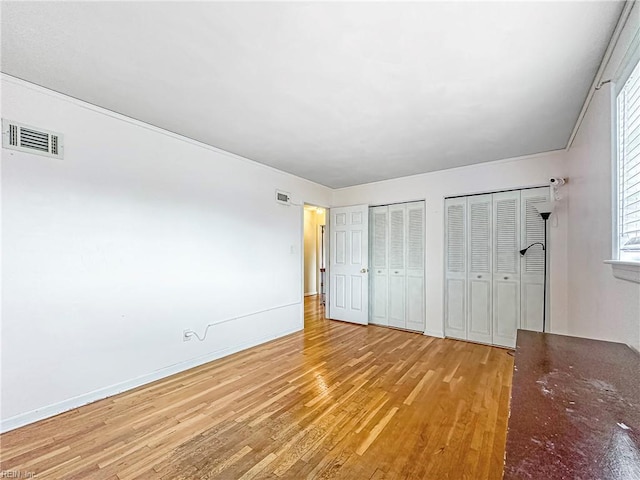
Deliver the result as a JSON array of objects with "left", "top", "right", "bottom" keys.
[
  {"left": 324, "top": 201, "right": 425, "bottom": 331},
  {"left": 303, "top": 205, "right": 327, "bottom": 312}
]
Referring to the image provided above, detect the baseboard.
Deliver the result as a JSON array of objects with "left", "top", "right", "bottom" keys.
[
  {"left": 0, "top": 325, "right": 301, "bottom": 433},
  {"left": 304, "top": 291, "right": 318, "bottom": 297},
  {"left": 424, "top": 329, "right": 445, "bottom": 338}
]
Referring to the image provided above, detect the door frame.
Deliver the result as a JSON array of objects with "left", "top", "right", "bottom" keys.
[{"left": 301, "top": 203, "right": 330, "bottom": 324}]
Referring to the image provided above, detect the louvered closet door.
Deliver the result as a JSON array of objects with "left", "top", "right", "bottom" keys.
[
  {"left": 492, "top": 191, "right": 521, "bottom": 348},
  {"left": 405, "top": 202, "right": 425, "bottom": 332},
  {"left": 369, "top": 206, "right": 389, "bottom": 326},
  {"left": 520, "top": 187, "right": 550, "bottom": 332},
  {"left": 388, "top": 204, "right": 407, "bottom": 329},
  {"left": 467, "top": 195, "right": 492, "bottom": 344},
  {"left": 445, "top": 198, "right": 467, "bottom": 340}
]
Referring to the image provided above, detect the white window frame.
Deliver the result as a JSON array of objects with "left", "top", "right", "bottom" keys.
[
  {"left": 616, "top": 59, "right": 640, "bottom": 261},
  {"left": 607, "top": 46, "right": 640, "bottom": 283}
]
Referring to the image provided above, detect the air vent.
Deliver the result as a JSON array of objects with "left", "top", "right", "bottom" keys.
[
  {"left": 275, "top": 190, "right": 291, "bottom": 205},
  {"left": 2, "top": 119, "right": 64, "bottom": 159}
]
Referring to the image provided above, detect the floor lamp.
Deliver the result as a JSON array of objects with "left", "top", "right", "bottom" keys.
[{"left": 519, "top": 202, "right": 554, "bottom": 333}]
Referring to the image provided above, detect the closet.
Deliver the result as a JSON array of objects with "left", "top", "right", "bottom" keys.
[
  {"left": 369, "top": 201, "right": 425, "bottom": 332},
  {"left": 444, "top": 187, "right": 549, "bottom": 348}
]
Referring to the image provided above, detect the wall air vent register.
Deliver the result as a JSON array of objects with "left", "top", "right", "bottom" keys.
[
  {"left": 2, "top": 119, "right": 64, "bottom": 159},
  {"left": 276, "top": 190, "right": 291, "bottom": 205}
]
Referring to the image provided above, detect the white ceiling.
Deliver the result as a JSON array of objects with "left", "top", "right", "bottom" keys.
[{"left": 1, "top": 2, "right": 623, "bottom": 188}]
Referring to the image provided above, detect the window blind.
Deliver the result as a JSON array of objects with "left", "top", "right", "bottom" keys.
[{"left": 618, "top": 60, "right": 640, "bottom": 260}]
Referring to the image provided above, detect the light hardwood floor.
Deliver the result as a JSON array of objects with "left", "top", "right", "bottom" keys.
[{"left": 0, "top": 296, "right": 513, "bottom": 479}]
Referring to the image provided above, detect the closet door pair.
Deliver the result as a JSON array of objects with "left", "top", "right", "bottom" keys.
[
  {"left": 370, "top": 201, "right": 425, "bottom": 332},
  {"left": 444, "top": 188, "right": 548, "bottom": 348}
]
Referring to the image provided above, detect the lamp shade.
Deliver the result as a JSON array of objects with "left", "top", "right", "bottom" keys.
[{"left": 535, "top": 201, "right": 554, "bottom": 216}]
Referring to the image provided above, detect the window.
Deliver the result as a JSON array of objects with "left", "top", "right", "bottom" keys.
[{"left": 616, "top": 59, "right": 640, "bottom": 263}]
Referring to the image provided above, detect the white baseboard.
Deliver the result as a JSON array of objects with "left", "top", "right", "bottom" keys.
[
  {"left": 424, "top": 329, "right": 445, "bottom": 338},
  {"left": 304, "top": 291, "right": 318, "bottom": 296},
  {"left": 0, "top": 325, "right": 300, "bottom": 433}
]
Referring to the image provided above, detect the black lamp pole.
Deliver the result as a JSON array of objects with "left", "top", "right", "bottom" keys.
[
  {"left": 520, "top": 211, "right": 551, "bottom": 333},
  {"left": 540, "top": 212, "right": 550, "bottom": 333}
]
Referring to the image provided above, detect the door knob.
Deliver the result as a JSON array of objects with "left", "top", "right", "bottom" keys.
[
  {"left": 477, "top": 275, "right": 482, "bottom": 279},
  {"left": 504, "top": 276, "right": 509, "bottom": 280},
  {"left": 360, "top": 268, "right": 369, "bottom": 273}
]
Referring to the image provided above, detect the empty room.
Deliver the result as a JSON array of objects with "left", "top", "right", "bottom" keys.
[{"left": 1, "top": 1, "right": 639, "bottom": 479}]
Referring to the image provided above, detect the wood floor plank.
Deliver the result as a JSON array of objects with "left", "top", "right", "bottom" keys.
[{"left": 0, "top": 296, "right": 513, "bottom": 479}]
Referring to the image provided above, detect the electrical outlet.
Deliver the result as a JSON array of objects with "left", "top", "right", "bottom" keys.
[{"left": 183, "top": 330, "right": 193, "bottom": 342}]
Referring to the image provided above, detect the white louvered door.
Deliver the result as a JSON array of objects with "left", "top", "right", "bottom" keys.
[
  {"left": 369, "top": 201, "right": 425, "bottom": 332},
  {"left": 444, "top": 198, "right": 467, "bottom": 340},
  {"left": 444, "top": 188, "right": 549, "bottom": 347},
  {"left": 520, "top": 188, "right": 549, "bottom": 332},
  {"left": 329, "top": 205, "right": 369, "bottom": 325},
  {"left": 369, "top": 206, "right": 389, "bottom": 326},
  {"left": 405, "top": 202, "right": 425, "bottom": 332},
  {"left": 467, "top": 195, "right": 493, "bottom": 344},
  {"left": 492, "top": 191, "right": 521, "bottom": 348},
  {"left": 388, "top": 204, "right": 407, "bottom": 329}
]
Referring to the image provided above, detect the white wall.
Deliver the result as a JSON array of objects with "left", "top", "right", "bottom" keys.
[
  {"left": 565, "top": 5, "right": 640, "bottom": 351},
  {"left": 332, "top": 151, "right": 569, "bottom": 338},
  {"left": 0, "top": 76, "right": 332, "bottom": 431}
]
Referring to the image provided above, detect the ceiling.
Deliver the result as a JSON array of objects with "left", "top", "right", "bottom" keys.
[{"left": 1, "top": 2, "right": 623, "bottom": 188}]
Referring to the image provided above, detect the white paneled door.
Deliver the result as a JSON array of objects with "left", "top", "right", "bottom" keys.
[{"left": 329, "top": 205, "right": 369, "bottom": 325}]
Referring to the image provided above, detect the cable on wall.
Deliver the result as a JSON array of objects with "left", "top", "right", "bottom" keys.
[{"left": 185, "top": 301, "right": 301, "bottom": 342}]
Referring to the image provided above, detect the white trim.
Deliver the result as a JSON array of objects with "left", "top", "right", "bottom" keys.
[
  {"left": 324, "top": 208, "right": 331, "bottom": 319},
  {"left": 613, "top": 56, "right": 640, "bottom": 264},
  {"left": 301, "top": 206, "right": 306, "bottom": 324},
  {"left": 611, "top": 80, "right": 620, "bottom": 261},
  {"left": 304, "top": 292, "right": 318, "bottom": 297},
  {"left": 424, "top": 330, "right": 445, "bottom": 338},
  {"left": 442, "top": 195, "right": 450, "bottom": 341},
  {"left": 566, "top": 0, "right": 637, "bottom": 149},
  {"left": 0, "top": 74, "right": 328, "bottom": 191},
  {"left": 604, "top": 260, "right": 640, "bottom": 283},
  {"left": 422, "top": 197, "right": 429, "bottom": 337},
  {"left": 613, "top": 27, "right": 640, "bottom": 95},
  {"left": 0, "top": 324, "right": 300, "bottom": 433}
]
